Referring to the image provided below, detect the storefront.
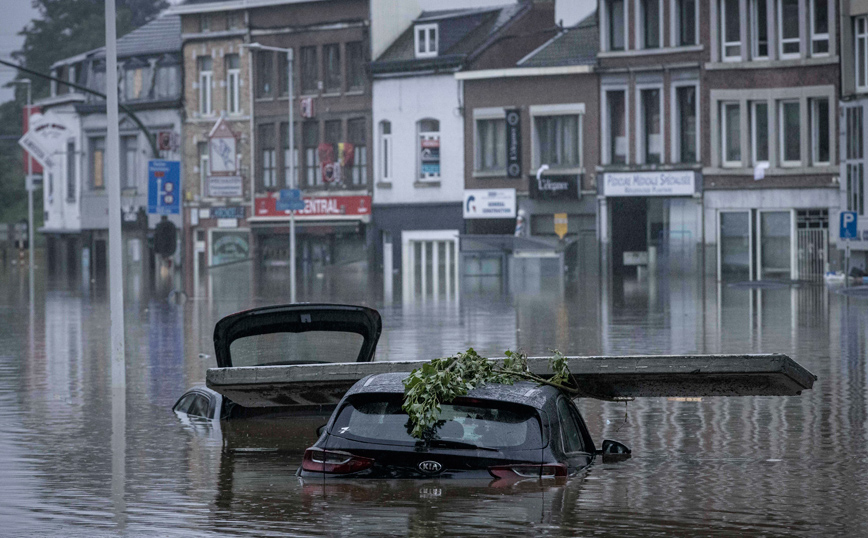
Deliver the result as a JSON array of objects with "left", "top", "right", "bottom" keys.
[
  {"left": 600, "top": 170, "right": 702, "bottom": 276},
  {"left": 250, "top": 194, "right": 372, "bottom": 271}
]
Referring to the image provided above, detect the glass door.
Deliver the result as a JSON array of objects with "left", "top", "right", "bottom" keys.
[{"left": 757, "top": 209, "right": 795, "bottom": 280}]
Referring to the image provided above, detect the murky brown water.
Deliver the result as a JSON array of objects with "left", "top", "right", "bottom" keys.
[{"left": 1, "top": 261, "right": 866, "bottom": 536}]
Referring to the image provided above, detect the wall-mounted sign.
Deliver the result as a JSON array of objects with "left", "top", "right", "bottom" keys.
[
  {"left": 147, "top": 160, "right": 180, "bottom": 215},
  {"left": 211, "top": 230, "right": 250, "bottom": 266},
  {"left": 603, "top": 171, "right": 696, "bottom": 197},
  {"left": 208, "top": 176, "right": 243, "bottom": 197},
  {"left": 255, "top": 194, "right": 372, "bottom": 219},
  {"left": 420, "top": 136, "right": 440, "bottom": 177},
  {"left": 208, "top": 117, "right": 237, "bottom": 175},
  {"left": 18, "top": 110, "right": 71, "bottom": 169},
  {"left": 210, "top": 206, "right": 245, "bottom": 220},
  {"left": 505, "top": 109, "right": 522, "bottom": 178},
  {"left": 554, "top": 213, "right": 568, "bottom": 239},
  {"left": 463, "top": 189, "right": 516, "bottom": 219},
  {"left": 21, "top": 105, "right": 44, "bottom": 174},
  {"left": 530, "top": 173, "right": 580, "bottom": 200},
  {"left": 300, "top": 97, "right": 315, "bottom": 118}
]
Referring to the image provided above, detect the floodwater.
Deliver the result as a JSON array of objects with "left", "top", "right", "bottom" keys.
[{"left": 1, "top": 260, "right": 867, "bottom": 536}]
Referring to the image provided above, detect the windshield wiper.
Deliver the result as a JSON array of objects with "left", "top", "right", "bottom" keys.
[{"left": 423, "top": 439, "right": 499, "bottom": 451}]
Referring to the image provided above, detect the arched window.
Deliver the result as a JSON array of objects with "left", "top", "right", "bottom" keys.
[
  {"left": 380, "top": 120, "right": 392, "bottom": 181},
  {"left": 417, "top": 118, "right": 440, "bottom": 180}
]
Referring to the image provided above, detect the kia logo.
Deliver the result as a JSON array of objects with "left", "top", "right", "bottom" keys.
[{"left": 418, "top": 461, "right": 442, "bottom": 474}]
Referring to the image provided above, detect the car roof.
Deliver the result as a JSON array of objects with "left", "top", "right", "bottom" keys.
[{"left": 344, "top": 372, "right": 560, "bottom": 410}]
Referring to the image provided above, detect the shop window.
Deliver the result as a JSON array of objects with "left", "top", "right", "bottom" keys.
[
  {"left": 379, "top": 121, "right": 392, "bottom": 182},
  {"left": 260, "top": 124, "right": 277, "bottom": 189},
  {"left": 257, "top": 50, "right": 274, "bottom": 98},
  {"left": 475, "top": 118, "right": 506, "bottom": 172},
  {"left": 676, "top": 85, "right": 697, "bottom": 163},
  {"left": 778, "top": 0, "right": 800, "bottom": 58},
  {"left": 121, "top": 135, "right": 137, "bottom": 190},
  {"left": 721, "top": 101, "right": 741, "bottom": 167},
  {"left": 300, "top": 46, "right": 318, "bottom": 94},
  {"left": 810, "top": 0, "right": 829, "bottom": 55},
  {"left": 719, "top": 211, "right": 751, "bottom": 280},
  {"left": 751, "top": 101, "right": 769, "bottom": 164},
  {"left": 323, "top": 44, "right": 341, "bottom": 93},
  {"left": 606, "top": 0, "right": 625, "bottom": 50},
  {"left": 347, "top": 42, "right": 364, "bottom": 91},
  {"left": 676, "top": 0, "right": 697, "bottom": 46},
  {"left": 418, "top": 118, "right": 441, "bottom": 180},
  {"left": 534, "top": 115, "right": 580, "bottom": 170},
  {"left": 605, "top": 90, "right": 627, "bottom": 164},
  {"left": 721, "top": 0, "right": 741, "bottom": 60},
  {"left": 751, "top": 0, "right": 769, "bottom": 58},
  {"left": 811, "top": 97, "right": 830, "bottom": 165},
  {"left": 303, "top": 122, "right": 320, "bottom": 187},
  {"left": 198, "top": 56, "right": 213, "bottom": 115},
  {"left": 415, "top": 23, "right": 438, "bottom": 58},
  {"left": 640, "top": 0, "right": 661, "bottom": 49},
  {"left": 759, "top": 211, "right": 792, "bottom": 280},
  {"left": 226, "top": 54, "right": 241, "bottom": 114},
  {"left": 779, "top": 100, "right": 800, "bottom": 166},
  {"left": 640, "top": 88, "right": 662, "bottom": 164}
]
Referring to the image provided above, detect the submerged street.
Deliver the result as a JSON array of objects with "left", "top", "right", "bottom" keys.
[{"left": 0, "top": 262, "right": 865, "bottom": 536}]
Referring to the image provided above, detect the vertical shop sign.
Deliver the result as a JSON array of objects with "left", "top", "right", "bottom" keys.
[{"left": 505, "top": 109, "right": 522, "bottom": 178}]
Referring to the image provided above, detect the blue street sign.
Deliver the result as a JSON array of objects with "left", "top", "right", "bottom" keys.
[
  {"left": 148, "top": 160, "right": 180, "bottom": 215},
  {"left": 841, "top": 211, "right": 858, "bottom": 240},
  {"left": 276, "top": 188, "right": 305, "bottom": 211}
]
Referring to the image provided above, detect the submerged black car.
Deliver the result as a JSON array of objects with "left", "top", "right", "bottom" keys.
[{"left": 299, "top": 372, "right": 629, "bottom": 481}]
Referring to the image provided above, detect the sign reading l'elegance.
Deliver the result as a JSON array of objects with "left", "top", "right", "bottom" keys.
[{"left": 603, "top": 171, "right": 696, "bottom": 197}]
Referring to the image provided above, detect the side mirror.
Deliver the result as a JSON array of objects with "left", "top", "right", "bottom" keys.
[
  {"left": 599, "top": 439, "right": 631, "bottom": 463},
  {"left": 316, "top": 424, "right": 327, "bottom": 437}
]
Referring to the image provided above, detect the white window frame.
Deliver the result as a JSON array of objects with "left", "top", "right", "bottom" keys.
[
  {"left": 811, "top": 97, "right": 831, "bottom": 166},
  {"left": 636, "top": 84, "right": 664, "bottom": 164},
  {"left": 777, "top": 0, "right": 801, "bottom": 59},
  {"left": 418, "top": 118, "right": 441, "bottom": 180},
  {"left": 414, "top": 23, "right": 438, "bottom": 58},
  {"left": 638, "top": 0, "right": 663, "bottom": 49},
  {"left": 858, "top": 17, "right": 868, "bottom": 92},
  {"left": 226, "top": 55, "right": 241, "bottom": 115},
  {"left": 810, "top": 0, "right": 830, "bottom": 56},
  {"left": 473, "top": 107, "right": 507, "bottom": 174},
  {"left": 721, "top": 101, "right": 742, "bottom": 167},
  {"left": 751, "top": 101, "right": 770, "bottom": 165},
  {"left": 671, "top": 81, "right": 700, "bottom": 163},
  {"left": 672, "top": 0, "right": 699, "bottom": 47},
  {"left": 530, "top": 103, "right": 585, "bottom": 172},
  {"left": 379, "top": 121, "right": 392, "bottom": 182},
  {"left": 198, "top": 141, "right": 209, "bottom": 197},
  {"left": 756, "top": 209, "right": 796, "bottom": 280},
  {"left": 602, "top": 87, "right": 629, "bottom": 165},
  {"left": 717, "top": 210, "right": 754, "bottom": 281},
  {"left": 751, "top": 0, "right": 769, "bottom": 59},
  {"left": 198, "top": 56, "right": 213, "bottom": 116},
  {"left": 721, "top": 0, "right": 742, "bottom": 61},
  {"left": 603, "top": 0, "right": 628, "bottom": 51},
  {"left": 778, "top": 99, "right": 801, "bottom": 167}
]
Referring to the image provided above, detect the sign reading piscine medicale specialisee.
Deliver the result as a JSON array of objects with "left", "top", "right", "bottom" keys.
[{"left": 603, "top": 171, "right": 696, "bottom": 197}]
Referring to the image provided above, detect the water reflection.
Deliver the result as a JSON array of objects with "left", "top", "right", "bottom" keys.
[{"left": 1, "top": 262, "right": 867, "bottom": 535}]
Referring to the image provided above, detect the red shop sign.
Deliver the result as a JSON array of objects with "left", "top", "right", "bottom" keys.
[{"left": 255, "top": 194, "right": 371, "bottom": 218}]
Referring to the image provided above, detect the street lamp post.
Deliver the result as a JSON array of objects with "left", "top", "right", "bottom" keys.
[
  {"left": 246, "top": 43, "right": 296, "bottom": 302},
  {"left": 12, "top": 79, "right": 34, "bottom": 275}
]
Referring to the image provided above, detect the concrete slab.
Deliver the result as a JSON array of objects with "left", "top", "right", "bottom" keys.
[{"left": 206, "top": 354, "right": 817, "bottom": 408}]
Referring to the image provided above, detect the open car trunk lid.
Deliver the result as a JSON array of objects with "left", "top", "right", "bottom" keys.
[{"left": 213, "top": 304, "right": 381, "bottom": 368}]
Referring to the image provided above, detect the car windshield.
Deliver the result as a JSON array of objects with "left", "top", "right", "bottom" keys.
[
  {"left": 228, "top": 331, "right": 365, "bottom": 367},
  {"left": 331, "top": 394, "right": 543, "bottom": 449}
]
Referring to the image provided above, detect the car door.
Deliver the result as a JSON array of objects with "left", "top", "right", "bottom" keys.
[{"left": 555, "top": 396, "right": 594, "bottom": 473}]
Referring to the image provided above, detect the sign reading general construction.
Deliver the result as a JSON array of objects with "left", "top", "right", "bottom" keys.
[
  {"left": 603, "top": 171, "right": 696, "bottom": 197},
  {"left": 463, "top": 189, "right": 516, "bottom": 219}
]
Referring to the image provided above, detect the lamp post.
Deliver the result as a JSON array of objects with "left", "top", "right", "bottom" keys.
[
  {"left": 12, "top": 79, "right": 34, "bottom": 275},
  {"left": 245, "top": 42, "right": 296, "bottom": 302}
]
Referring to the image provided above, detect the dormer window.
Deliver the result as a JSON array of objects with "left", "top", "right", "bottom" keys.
[{"left": 415, "top": 23, "right": 438, "bottom": 58}]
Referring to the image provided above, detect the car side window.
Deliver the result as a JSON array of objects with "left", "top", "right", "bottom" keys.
[
  {"left": 174, "top": 394, "right": 195, "bottom": 414},
  {"left": 557, "top": 397, "right": 584, "bottom": 453},
  {"left": 187, "top": 395, "right": 211, "bottom": 418}
]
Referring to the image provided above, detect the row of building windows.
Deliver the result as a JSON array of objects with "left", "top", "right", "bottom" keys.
[
  {"left": 53, "top": 59, "right": 181, "bottom": 103},
  {"left": 197, "top": 54, "right": 241, "bottom": 116},
  {"left": 255, "top": 42, "right": 365, "bottom": 99}
]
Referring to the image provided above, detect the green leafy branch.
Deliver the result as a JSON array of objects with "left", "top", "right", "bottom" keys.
[{"left": 401, "top": 348, "right": 577, "bottom": 439}]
